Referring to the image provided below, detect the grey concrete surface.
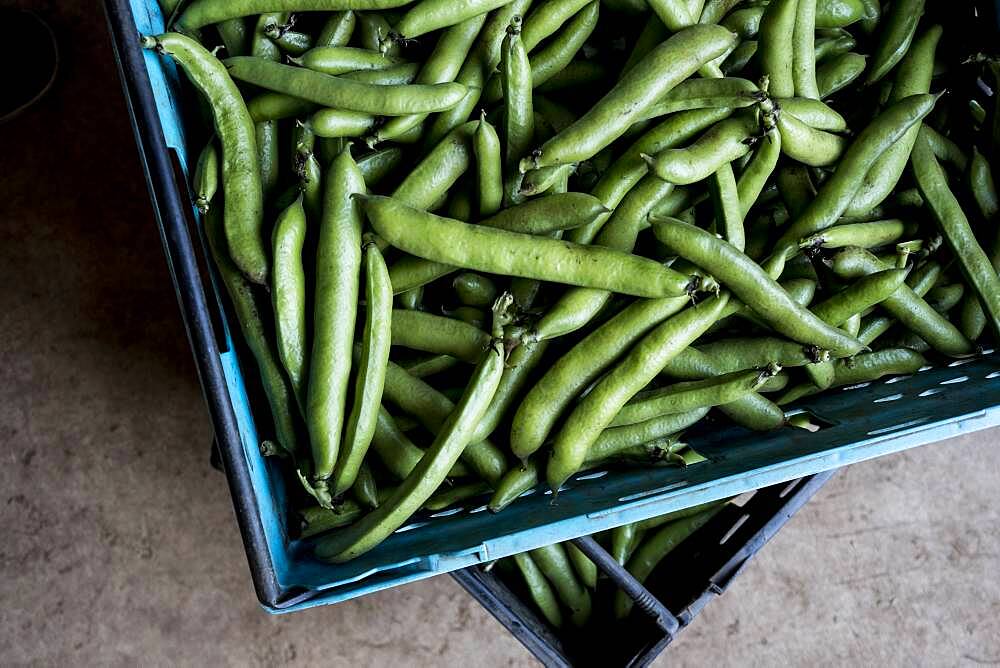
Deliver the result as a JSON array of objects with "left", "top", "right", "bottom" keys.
[{"left": 1, "top": 2, "right": 998, "bottom": 666}]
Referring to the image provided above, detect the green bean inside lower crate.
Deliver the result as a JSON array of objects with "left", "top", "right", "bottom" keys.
[{"left": 147, "top": 0, "right": 1000, "bottom": 562}]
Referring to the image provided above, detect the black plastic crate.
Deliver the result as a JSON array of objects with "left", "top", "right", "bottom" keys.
[{"left": 453, "top": 471, "right": 835, "bottom": 667}]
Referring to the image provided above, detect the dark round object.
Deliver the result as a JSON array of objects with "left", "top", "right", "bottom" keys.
[{"left": 0, "top": 10, "right": 59, "bottom": 123}]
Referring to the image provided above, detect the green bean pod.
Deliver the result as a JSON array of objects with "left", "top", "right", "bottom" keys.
[
  {"left": 721, "top": 6, "right": 764, "bottom": 38},
  {"left": 217, "top": 18, "right": 249, "bottom": 56},
  {"left": 193, "top": 139, "right": 219, "bottom": 214},
  {"left": 375, "top": 14, "right": 487, "bottom": 145},
  {"left": 711, "top": 162, "right": 745, "bottom": 251},
  {"left": 473, "top": 113, "right": 504, "bottom": 217},
  {"left": 301, "top": 499, "right": 368, "bottom": 538},
  {"left": 530, "top": 543, "right": 592, "bottom": 627},
  {"left": 177, "top": 0, "right": 412, "bottom": 31},
  {"left": 654, "top": 218, "right": 862, "bottom": 356},
  {"left": 295, "top": 46, "right": 405, "bottom": 75},
  {"left": 814, "top": 34, "right": 856, "bottom": 62},
  {"left": 388, "top": 256, "right": 456, "bottom": 294},
  {"left": 566, "top": 543, "right": 598, "bottom": 590},
  {"left": 816, "top": 0, "right": 865, "bottom": 27},
  {"left": 778, "top": 98, "right": 848, "bottom": 132},
  {"left": 391, "top": 0, "right": 512, "bottom": 40},
  {"left": 640, "top": 78, "right": 759, "bottom": 120},
  {"left": 574, "top": 108, "right": 732, "bottom": 244},
  {"left": 395, "top": 121, "right": 477, "bottom": 210},
  {"left": 776, "top": 111, "right": 846, "bottom": 167},
  {"left": 548, "top": 295, "right": 730, "bottom": 491},
  {"left": 363, "top": 195, "right": 693, "bottom": 298},
  {"left": 831, "top": 348, "right": 927, "bottom": 385},
  {"left": 643, "top": 115, "right": 758, "bottom": 185},
  {"left": 306, "top": 146, "right": 364, "bottom": 501},
  {"left": 513, "top": 552, "right": 564, "bottom": 628},
  {"left": 382, "top": 359, "right": 506, "bottom": 483},
  {"left": 500, "top": 16, "right": 533, "bottom": 201},
  {"left": 308, "top": 108, "right": 377, "bottom": 139},
  {"left": 270, "top": 194, "right": 309, "bottom": 412},
  {"left": 423, "top": 0, "right": 532, "bottom": 147},
  {"left": 250, "top": 13, "right": 286, "bottom": 62},
  {"left": 390, "top": 309, "right": 490, "bottom": 363},
  {"left": 811, "top": 269, "right": 908, "bottom": 325},
  {"left": 352, "top": 461, "right": 379, "bottom": 508},
  {"left": 483, "top": 193, "right": 609, "bottom": 236},
  {"left": 736, "top": 126, "right": 781, "bottom": 219},
  {"left": 144, "top": 33, "right": 267, "bottom": 284},
  {"left": 774, "top": 93, "right": 938, "bottom": 255},
  {"left": 203, "top": 208, "right": 300, "bottom": 459},
  {"left": 511, "top": 294, "right": 689, "bottom": 460},
  {"left": 265, "top": 25, "right": 314, "bottom": 56},
  {"left": 341, "top": 61, "right": 420, "bottom": 84},
  {"left": 799, "top": 219, "right": 912, "bottom": 250},
  {"left": 857, "top": 260, "right": 940, "bottom": 346},
  {"left": 792, "top": 0, "right": 820, "bottom": 98},
  {"left": 247, "top": 92, "right": 317, "bottom": 122},
  {"left": 612, "top": 523, "right": 643, "bottom": 566},
  {"left": 759, "top": 0, "right": 799, "bottom": 97},
  {"left": 225, "top": 57, "right": 467, "bottom": 115},
  {"left": 532, "top": 176, "right": 679, "bottom": 341},
  {"left": 611, "top": 368, "right": 775, "bottom": 427},
  {"left": 356, "top": 147, "right": 404, "bottom": 188},
  {"left": 371, "top": 407, "right": 469, "bottom": 481},
  {"left": 844, "top": 25, "right": 940, "bottom": 218},
  {"left": 911, "top": 129, "right": 1000, "bottom": 339},
  {"left": 523, "top": 24, "right": 738, "bottom": 171},
  {"left": 522, "top": 0, "right": 593, "bottom": 51},
  {"left": 959, "top": 148, "right": 1000, "bottom": 340},
  {"left": 865, "top": 0, "right": 924, "bottom": 84},
  {"left": 722, "top": 40, "right": 758, "bottom": 75},
  {"left": 315, "top": 298, "right": 509, "bottom": 562},
  {"left": 401, "top": 354, "right": 460, "bottom": 378},
  {"left": 831, "top": 247, "right": 973, "bottom": 357},
  {"left": 816, "top": 51, "right": 866, "bottom": 97},
  {"left": 317, "top": 11, "right": 356, "bottom": 47},
  {"left": 424, "top": 481, "right": 492, "bottom": 511},
  {"left": 488, "top": 458, "right": 540, "bottom": 512},
  {"left": 331, "top": 244, "right": 392, "bottom": 497}
]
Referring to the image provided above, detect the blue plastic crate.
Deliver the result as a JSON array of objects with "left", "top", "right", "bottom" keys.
[{"left": 106, "top": 0, "right": 1000, "bottom": 612}]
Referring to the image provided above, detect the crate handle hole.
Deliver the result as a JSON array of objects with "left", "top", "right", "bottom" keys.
[
  {"left": 918, "top": 388, "right": 942, "bottom": 397},
  {"left": 867, "top": 417, "right": 930, "bottom": 436},
  {"left": 986, "top": 371, "right": 1000, "bottom": 380},
  {"left": 947, "top": 358, "right": 975, "bottom": 367},
  {"left": 840, "top": 382, "right": 871, "bottom": 391},
  {"left": 786, "top": 409, "right": 833, "bottom": 432},
  {"left": 778, "top": 479, "right": 801, "bottom": 498},
  {"left": 468, "top": 505, "right": 489, "bottom": 514},
  {"left": 939, "top": 376, "right": 969, "bottom": 385},
  {"left": 395, "top": 521, "right": 430, "bottom": 534},
  {"left": 873, "top": 393, "right": 904, "bottom": 403},
  {"left": 618, "top": 481, "right": 688, "bottom": 502},
  {"left": 719, "top": 513, "right": 750, "bottom": 545},
  {"left": 428, "top": 507, "right": 465, "bottom": 518}
]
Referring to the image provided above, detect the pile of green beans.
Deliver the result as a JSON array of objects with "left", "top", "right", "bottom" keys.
[{"left": 149, "top": 0, "right": 998, "bottom": 563}]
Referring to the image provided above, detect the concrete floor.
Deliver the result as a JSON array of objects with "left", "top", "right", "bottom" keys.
[{"left": 2, "top": 2, "right": 999, "bottom": 665}]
